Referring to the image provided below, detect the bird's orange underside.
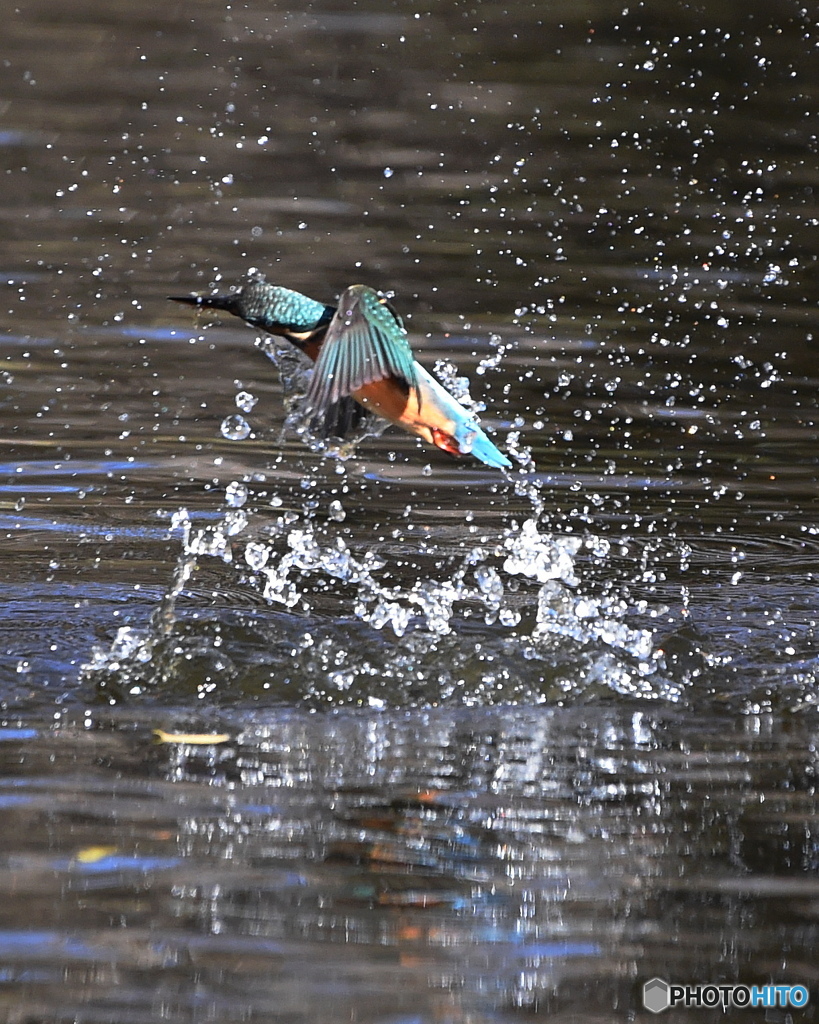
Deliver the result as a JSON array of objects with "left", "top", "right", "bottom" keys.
[
  {"left": 353, "top": 376, "right": 410, "bottom": 422},
  {"left": 302, "top": 338, "right": 322, "bottom": 361},
  {"left": 354, "top": 378, "right": 461, "bottom": 457}
]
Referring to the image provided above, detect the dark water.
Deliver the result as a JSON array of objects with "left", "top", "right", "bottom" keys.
[{"left": 2, "top": 0, "right": 819, "bottom": 1019}]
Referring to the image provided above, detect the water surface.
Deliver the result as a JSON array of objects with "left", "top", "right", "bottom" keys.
[{"left": 1, "top": 0, "right": 818, "bottom": 1019}]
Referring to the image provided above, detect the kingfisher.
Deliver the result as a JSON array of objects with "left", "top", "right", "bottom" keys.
[{"left": 170, "top": 280, "right": 511, "bottom": 469}]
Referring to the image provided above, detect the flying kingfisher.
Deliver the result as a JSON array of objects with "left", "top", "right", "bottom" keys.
[{"left": 170, "top": 280, "right": 511, "bottom": 469}]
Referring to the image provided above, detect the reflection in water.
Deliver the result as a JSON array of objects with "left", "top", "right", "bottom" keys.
[{"left": 0, "top": 708, "right": 818, "bottom": 1022}]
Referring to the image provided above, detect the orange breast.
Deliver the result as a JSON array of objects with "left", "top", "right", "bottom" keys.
[
  {"left": 353, "top": 377, "right": 411, "bottom": 422},
  {"left": 353, "top": 375, "right": 461, "bottom": 455},
  {"left": 302, "top": 338, "right": 322, "bottom": 362}
]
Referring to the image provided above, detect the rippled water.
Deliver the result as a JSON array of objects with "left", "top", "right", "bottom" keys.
[{"left": 2, "top": 0, "right": 819, "bottom": 1019}]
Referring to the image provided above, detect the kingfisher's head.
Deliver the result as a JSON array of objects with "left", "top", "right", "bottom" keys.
[{"left": 170, "top": 281, "right": 333, "bottom": 337}]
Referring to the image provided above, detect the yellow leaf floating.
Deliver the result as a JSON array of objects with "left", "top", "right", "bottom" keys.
[
  {"left": 74, "top": 846, "right": 118, "bottom": 864},
  {"left": 153, "top": 729, "right": 231, "bottom": 745}
]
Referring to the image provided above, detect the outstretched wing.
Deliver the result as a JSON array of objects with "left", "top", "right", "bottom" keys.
[{"left": 303, "top": 285, "right": 418, "bottom": 436}]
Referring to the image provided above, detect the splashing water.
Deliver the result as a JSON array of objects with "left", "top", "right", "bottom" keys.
[
  {"left": 433, "top": 359, "right": 486, "bottom": 415},
  {"left": 82, "top": 461, "right": 680, "bottom": 706},
  {"left": 80, "top": 333, "right": 682, "bottom": 707}
]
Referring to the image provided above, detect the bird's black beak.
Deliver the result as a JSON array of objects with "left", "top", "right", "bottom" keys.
[{"left": 168, "top": 293, "right": 238, "bottom": 313}]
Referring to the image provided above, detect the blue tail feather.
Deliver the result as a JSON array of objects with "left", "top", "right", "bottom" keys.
[{"left": 456, "top": 423, "right": 512, "bottom": 469}]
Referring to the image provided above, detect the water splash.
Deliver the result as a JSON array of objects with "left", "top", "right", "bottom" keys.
[
  {"left": 82, "top": 465, "right": 680, "bottom": 706},
  {"left": 80, "top": 324, "right": 682, "bottom": 706},
  {"left": 433, "top": 359, "right": 486, "bottom": 415}
]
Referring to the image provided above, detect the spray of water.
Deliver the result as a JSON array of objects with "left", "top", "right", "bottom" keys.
[{"left": 81, "top": 342, "right": 684, "bottom": 706}]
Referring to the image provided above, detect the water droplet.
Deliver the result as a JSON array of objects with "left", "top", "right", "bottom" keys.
[
  {"left": 499, "top": 608, "right": 521, "bottom": 627},
  {"left": 170, "top": 509, "right": 190, "bottom": 533},
  {"left": 235, "top": 390, "right": 257, "bottom": 413},
  {"left": 245, "top": 541, "right": 270, "bottom": 571},
  {"left": 225, "top": 481, "right": 248, "bottom": 508},
  {"left": 475, "top": 566, "right": 504, "bottom": 603},
  {"left": 221, "top": 414, "right": 251, "bottom": 440}
]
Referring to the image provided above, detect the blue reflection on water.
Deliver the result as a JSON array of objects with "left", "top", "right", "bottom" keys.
[
  {"left": 68, "top": 854, "right": 182, "bottom": 874},
  {"left": 0, "top": 795, "right": 34, "bottom": 808},
  {"left": 0, "top": 728, "right": 38, "bottom": 741},
  {"left": 0, "top": 459, "right": 154, "bottom": 476}
]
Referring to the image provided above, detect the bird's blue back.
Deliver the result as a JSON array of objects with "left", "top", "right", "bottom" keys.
[{"left": 239, "top": 282, "right": 329, "bottom": 331}]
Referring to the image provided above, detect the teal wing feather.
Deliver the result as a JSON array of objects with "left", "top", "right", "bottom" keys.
[{"left": 303, "top": 285, "right": 418, "bottom": 435}]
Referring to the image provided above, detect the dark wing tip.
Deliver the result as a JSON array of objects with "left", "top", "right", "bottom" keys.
[{"left": 314, "top": 396, "right": 370, "bottom": 440}]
